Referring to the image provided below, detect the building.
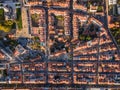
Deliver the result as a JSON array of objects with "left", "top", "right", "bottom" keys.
[
  {"left": 89, "top": 5, "right": 98, "bottom": 13},
  {"left": 109, "top": 0, "right": 117, "bottom": 5},
  {"left": 117, "top": 4, "right": 120, "bottom": 14},
  {"left": 87, "top": 88, "right": 111, "bottom": 90},
  {"left": 14, "top": 45, "right": 27, "bottom": 56}
]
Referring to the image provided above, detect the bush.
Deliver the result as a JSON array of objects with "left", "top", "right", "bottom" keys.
[
  {"left": 86, "top": 36, "right": 92, "bottom": 41},
  {"left": 0, "top": 4, "right": 3, "bottom": 6},
  {"left": 0, "top": 24, "right": 11, "bottom": 32},
  {"left": 79, "top": 34, "right": 85, "bottom": 41},
  {"left": 97, "top": 6, "right": 103, "bottom": 12}
]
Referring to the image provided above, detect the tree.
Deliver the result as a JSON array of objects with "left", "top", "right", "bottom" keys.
[
  {"left": 86, "top": 36, "right": 92, "bottom": 41},
  {"left": 89, "top": 24, "right": 95, "bottom": 32},
  {"left": 3, "top": 69, "right": 8, "bottom": 77},
  {"left": 118, "top": 0, "right": 120, "bottom": 5},
  {"left": 31, "top": 13, "right": 39, "bottom": 21},
  {"left": 0, "top": 24, "right": 11, "bottom": 32},
  {"left": 97, "top": 6, "right": 103, "bottom": 12},
  {"left": 4, "top": 20, "right": 14, "bottom": 26},
  {"left": 79, "top": 35, "right": 85, "bottom": 41},
  {"left": 65, "top": 46, "right": 69, "bottom": 53},
  {"left": 34, "top": 36, "right": 40, "bottom": 41},
  {"left": 0, "top": 9, "right": 4, "bottom": 20},
  {"left": 87, "top": 2, "right": 91, "bottom": 9}
]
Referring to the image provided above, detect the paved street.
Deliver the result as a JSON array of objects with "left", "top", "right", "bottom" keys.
[
  {"left": 0, "top": 0, "right": 120, "bottom": 89},
  {"left": 104, "top": 0, "right": 120, "bottom": 53}
]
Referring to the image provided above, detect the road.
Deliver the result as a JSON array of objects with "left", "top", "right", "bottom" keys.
[{"left": 103, "top": 0, "right": 120, "bottom": 53}]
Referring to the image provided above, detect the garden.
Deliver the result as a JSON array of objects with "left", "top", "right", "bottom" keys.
[
  {"left": 55, "top": 15, "right": 64, "bottom": 29},
  {"left": 0, "top": 9, "right": 16, "bottom": 32},
  {"left": 78, "top": 23, "right": 98, "bottom": 42},
  {"left": 31, "top": 13, "right": 40, "bottom": 27},
  {"left": 0, "top": 8, "right": 18, "bottom": 33}
]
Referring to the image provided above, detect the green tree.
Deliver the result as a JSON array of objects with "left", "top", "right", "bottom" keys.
[
  {"left": 16, "top": 8, "right": 22, "bottom": 29},
  {"left": 0, "top": 24, "right": 11, "bottom": 32},
  {"left": 0, "top": 9, "right": 4, "bottom": 20},
  {"left": 79, "top": 35, "right": 85, "bottom": 41},
  {"left": 31, "top": 13, "right": 39, "bottom": 21},
  {"left": 86, "top": 36, "right": 92, "bottom": 41},
  {"left": 65, "top": 46, "right": 69, "bottom": 53},
  {"left": 118, "top": 0, "right": 120, "bottom": 5},
  {"left": 97, "top": 6, "right": 103, "bottom": 12},
  {"left": 4, "top": 20, "right": 14, "bottom": 26}
]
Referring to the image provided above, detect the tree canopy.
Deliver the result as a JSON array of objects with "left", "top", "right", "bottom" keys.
[{"left": 0, "top": 24, "right": 11, "bottom": 32}]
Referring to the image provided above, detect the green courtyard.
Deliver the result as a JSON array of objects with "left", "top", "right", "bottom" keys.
[
  {"left": 0, "top": 8, "right": 22, "bottom": 33},
  {"left": 0, "top": 9, "right": 16, "bottom": 33}
]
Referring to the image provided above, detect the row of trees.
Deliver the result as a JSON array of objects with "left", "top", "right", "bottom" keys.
[
  {"left": 111, "top": 27, "right": 120, "bottom": 45},
  {"left": 79, "top": 35, "right": 92, "bottom": 41},
  {"left": 0, "top": 8, "right": 17, "bottom": 33},
  {"left": 97, "top": 6, "right": 103, "bottom": 12},
  {"left": 0, "top": 9, "right": 4, "bottom": 20},
  {"left": 16, "top": 8, "right": 22, "bottom": 30}
]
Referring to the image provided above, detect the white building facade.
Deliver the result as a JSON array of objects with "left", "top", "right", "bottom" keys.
[{"left": 109, "top": 0, "right": 117, "bottom": 5}]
